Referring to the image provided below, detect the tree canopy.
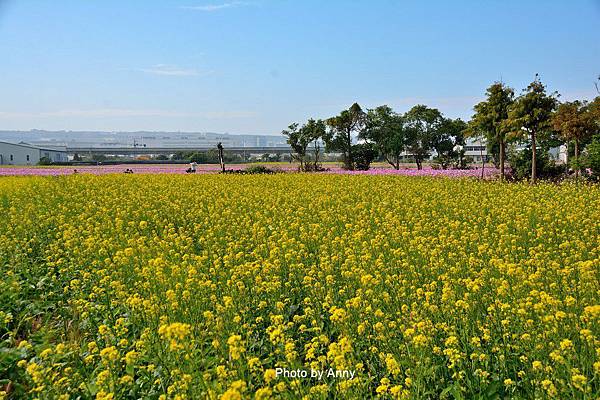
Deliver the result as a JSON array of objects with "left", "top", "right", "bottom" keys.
[
  {"left": 468, "top": 82, "right": 515, "bottom": 180},
  {"left": 507, "top": 76, "right": 559, "bottom": 183},
  {"left": 325, "top": 103, "right": 366, "bottom": 170},
  {"left": 404, "top": 105, "right": 444, "bottom": 170},
  {"left": 552, "top": 100, "right": 597, "bottom": 178},
  {"left": 360, "top": 105, "right": 406, "bottom": 169},
  {"left": 282, "top": 119, "right": 326, "bottom": 171}
]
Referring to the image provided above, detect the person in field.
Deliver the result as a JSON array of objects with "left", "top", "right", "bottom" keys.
[{"left": 187, "top": 162, "right": 197, "bottom": 173}]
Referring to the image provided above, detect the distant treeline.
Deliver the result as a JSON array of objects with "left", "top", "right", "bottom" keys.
[{"left": 283, "top": 75, "right": 600, "bottom": 182}]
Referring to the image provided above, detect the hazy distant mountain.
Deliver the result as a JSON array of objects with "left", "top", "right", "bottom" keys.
[{"left": 0, "top": 130, "right": 288, "bottom": 148}]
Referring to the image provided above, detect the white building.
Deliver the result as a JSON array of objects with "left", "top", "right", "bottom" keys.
[
  {"left": 460, "top": 138, "right": 566, "bottom": 164},
  {"left": 0, "top": 141, "right": 68, "bottom": 165},
  {"left": 463, "top": 137, "right": 489, "bottom": 162}
]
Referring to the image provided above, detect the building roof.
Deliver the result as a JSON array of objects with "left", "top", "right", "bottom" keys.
[{"left": 0, "top": 140, "right": 67, "bottom": 152}]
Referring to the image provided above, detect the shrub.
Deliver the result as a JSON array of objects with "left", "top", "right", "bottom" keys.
[
  {"left": 582, "top": 135, "right": 600, "bottom": 181},
  {"left": 302, "top": 163, "right": 328, "bottom": 172},
  {"left": 221, "top": 165, "right": 279, "bottom": 174},
  {"left": 508, "top": 147, "right": 566, "bottom": 181},
  {"left": 189, "top": 152, "right": 211, "bottom": 164},
  {"left": 352, "top": 143, "right": 378, "bottom": 171},
  {"left": 432, "top": 155, "right": 452, "bottom": 170},
  {"left": 38, "top": 157, "right": 52, "bottom": 165},
  {"left": 244, "top": 165, "right": 276, "bottom": 174}
]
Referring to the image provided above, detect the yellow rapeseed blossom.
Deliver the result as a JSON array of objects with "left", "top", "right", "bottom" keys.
[
  {"left": 1, "top": 174, "right": 598, "bottom": 398},
  {"left": 158, "top": 322, "right": 192, "bottom": 351}
]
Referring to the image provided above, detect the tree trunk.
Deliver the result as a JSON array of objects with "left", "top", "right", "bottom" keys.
[
  {"left": 384, "top": 154, "right": 399, "bottom": 170},
  {"left": 217, "top": 143, "right": 225, "bottom": 173},
  {"left": 574, "top": 139, "right": 579, "bottom": 181},
  {"left": 499, "top": 141, "right": 505, "bottom": 181},
  {"left": 480, "top": 145, "right": 485, "bottom": 179},
  {"left": 531, "top": 132, "right": 537, "bottom": 184},
  {"left": 346, "top": 129, "right": 353, "bottom": 170}
]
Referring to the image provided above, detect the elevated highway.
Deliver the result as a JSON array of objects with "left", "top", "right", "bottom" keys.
[{"left": 66, "top": 146, "right": 294, "bottom": 156}]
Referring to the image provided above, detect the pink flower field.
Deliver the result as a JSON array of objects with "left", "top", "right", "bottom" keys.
[
  {"left": 0, "top": 164, "right": 499, "bottom": 178},
  {"left": 0, "top": 164, "right": 229, "bottom": 176},
  {"left": 327, "top": 166, "right": 499, "bottom": 177}
]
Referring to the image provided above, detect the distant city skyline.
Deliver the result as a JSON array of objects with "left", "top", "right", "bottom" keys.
[{"left": 0, "top": 0, "right": 599, "bottom": 134}]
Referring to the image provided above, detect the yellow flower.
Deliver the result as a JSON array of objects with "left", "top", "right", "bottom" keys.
[
  {"left": 227, "top": 335, "right": 246, "bottom": 361},
  {"left": 559, "top": 339, "right": 573, "bottom": 351},
  {"left": 95, "top": 391, "right": 114, "bottom": 400},
  {"left": 3, "top": 173, "right": 600, "bottom": 399},
  {"left": 385, "top": 354, "right": 401, "bottom": 376},
  {"left": 255, "top": 387, "right": 272, "bottom": 400},
  {"left": 541, "top": 380, "right": 557, "bottom": 396},
  {"left": 39, "top": 348, "right": 53, "bottom": 359},
  {"left": 18, "top": 340, "right": 32, "bottom": 350},
  {"left": 264, "top": 369, "right": 277, "bottom": 383},
  {"left": 158, "top": 322, "right": 192, "bottom": 351},
  {"left": 124, "top": 350, "right": 138, "bottom": 365},
  {"left": 571, "top": 374, "right": 587, "bottom": 391},
  {"left": 100, "top": 346, "right": 119, "bottom": 364}
]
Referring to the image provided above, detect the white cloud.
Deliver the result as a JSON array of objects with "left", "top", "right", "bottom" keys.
[
  {"left": 137, "top": 64, "right": 206, "bottom": 77},
  {"left": 181, "top": 2, "right": 249, "bottom": 12}
]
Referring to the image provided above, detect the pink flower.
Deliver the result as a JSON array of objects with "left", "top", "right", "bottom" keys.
[{"left": 0, "top": 164, "right": 499, "bottom": 177}]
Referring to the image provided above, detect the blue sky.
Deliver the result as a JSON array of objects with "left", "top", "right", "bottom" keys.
[{"left": 0, "top": 0, "right": 599, "bottom": 134}]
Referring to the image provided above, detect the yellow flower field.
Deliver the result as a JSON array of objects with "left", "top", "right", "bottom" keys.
[{"left": 0, "top": 174, "right": 599, "bottom": 399}]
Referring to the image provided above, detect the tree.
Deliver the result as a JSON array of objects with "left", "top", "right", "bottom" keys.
[
  {"left": 171, "top": 151, "right": 187, "bottom": 161},
  {"left": 589, "top": 96, "right": 600, "bottom": 128},
  {"left": 282, "top": 119, "right": 326, "bottom": 171},
  {"left": 434, "top": 117, "right": 468, "bottom": 169},
  {"left": 585, "top": 135, "right": 600, "bottom": 181},
  {"left": 360, "top": 105, "right": 406, "bottom": 169},
  {"left": 38, "top": 156, "right": 52, "bottom": 165},
  {"left": 303, "top": 119, "right": 327, "bottom": 170},
  {"left": 92, "top": 154, "right": 107, "bottom": 163},
  {"left": 352, "top": 143, "right": 378, "bottom": 170},
  {"left": 507, "top": 75, "right": 559, "bottom": 183},
  {"left": 552, "top": 100, "right": 596, "bottom": 179},
  {"left": 217, "top": 142, "right": 225, "bottom": 173},
  {"left": 325, "top": 103, "right": 366, "bottom": 170},
  {"left": 189, "top": 152, "right": 207, "bottom": 163},
  {"left": 282, "top": 123, "right": 307, "bottom": 170},
  {"left": 404, "top": 105, "right": 444, "bottom": 170},
  {"left": 468, "top": 82, "right": 515, "bottom": 180}
]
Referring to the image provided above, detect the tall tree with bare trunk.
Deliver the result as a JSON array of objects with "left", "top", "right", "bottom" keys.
[
  {"left": 325, "top": 103, "right": 366, "bottom": 170},
  {"left": 507, "top": 75, "right": 558, "bottom": 184},
  {"left": 552, "top": 100, "right": 595, "bottom": 180},
  {"left": 468, "top": 82, "right": 514, "bottom": 181}
]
